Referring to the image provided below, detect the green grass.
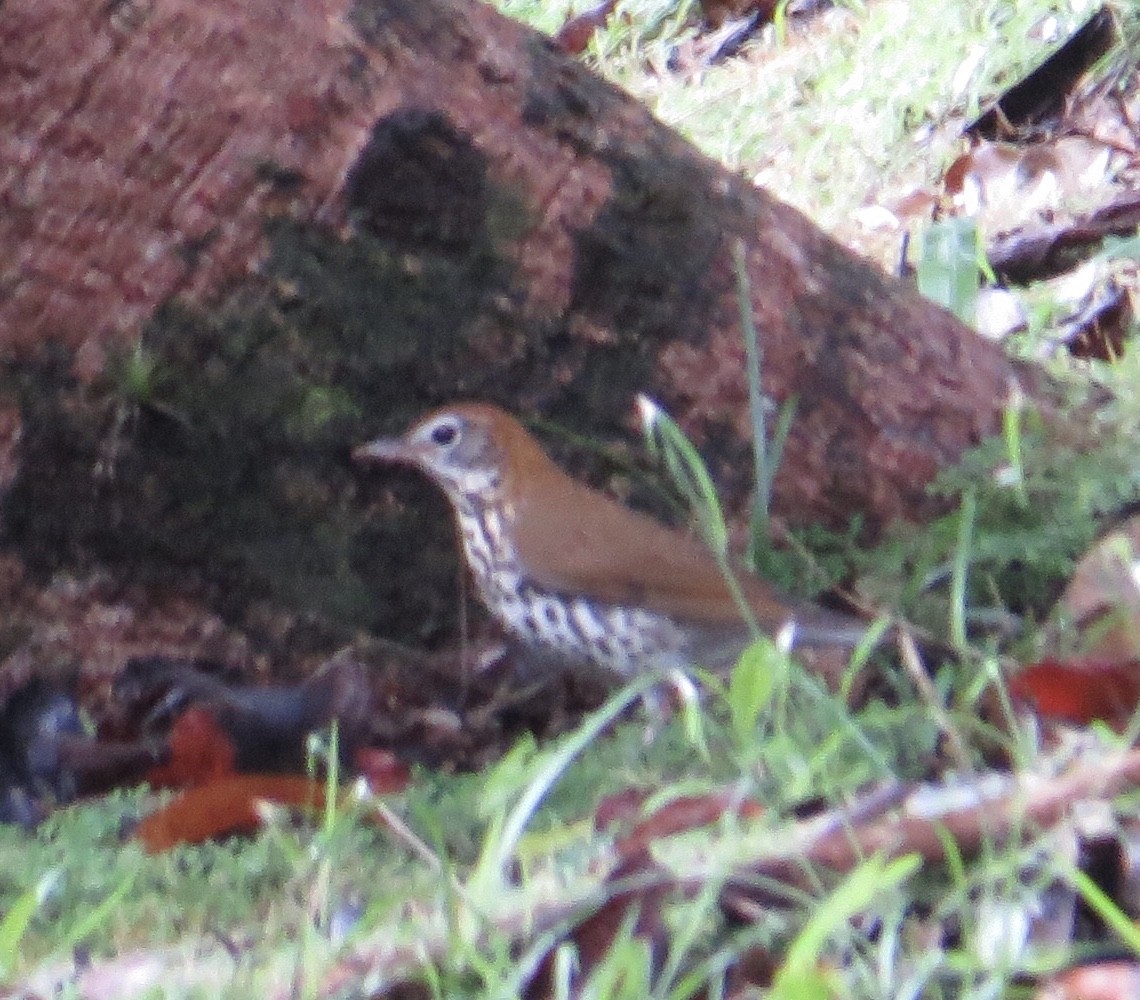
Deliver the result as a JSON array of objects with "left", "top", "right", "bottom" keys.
[
  {"left": 8, "top": 0, "right": 1140, "bottom": 995},
  {"left": 511, "top": 0, "right": 1091, "bottom": 259},
  {"left": 3, "top": 662, "right": 973, "bottom": 993}
]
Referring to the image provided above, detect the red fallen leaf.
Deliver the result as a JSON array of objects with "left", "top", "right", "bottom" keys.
[
  {"left": 1038, "top": 959, "right": 1140, "bottom": 999},
  {"left": 1009, "top": 657, "right": 1140, "bottom": 728},
  {"left": 136, "top": 774, "right": 327, "bottom": 852},
  {"left": 352, "top": 747, "right": 411, "bottom": 794},
  {"left": 616, "top": 792, "right": 763, "bottom": 859},
  {"left": 145, "top": 706, "right": 237, "bottom": 789},
  {"left": 553, "top": 0, "right": 617, "bottom": 55}
]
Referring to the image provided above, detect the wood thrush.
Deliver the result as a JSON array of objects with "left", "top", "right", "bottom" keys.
[{"left": 353, "top": 403, "right": 871, "bottom": 679}]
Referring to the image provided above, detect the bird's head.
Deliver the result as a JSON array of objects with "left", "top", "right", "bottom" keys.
[{"left": 353, "top": 403, "right": 553, "bottom": 502}]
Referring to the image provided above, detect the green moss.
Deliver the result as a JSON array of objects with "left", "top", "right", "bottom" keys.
[
  {"left": 1, "top": 214, "right": 496, "bottom": 637},
  {"left": 859, "top": 405, "right": 1140, "bottom": 634}
]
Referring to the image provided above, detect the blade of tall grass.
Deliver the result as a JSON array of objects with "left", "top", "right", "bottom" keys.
[
  {"left": 771, "top": 853, "right": 921, "bottom": 1000},
  {"left": 471, "top": 673, "right": 662, "bottom": 889},
  {"left": 0, "top": 871, "right": 59, "bottom": 979},
  {"left": 732, "top": 239, "right": 798, "bottom": 565},
  {"left": 950, "top": 488, "right": 977, "bottom": 650}
]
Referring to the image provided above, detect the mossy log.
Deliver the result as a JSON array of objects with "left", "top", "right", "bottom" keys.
[{"left": 0, "top": 0, "right": 1062, "bottom": 651}]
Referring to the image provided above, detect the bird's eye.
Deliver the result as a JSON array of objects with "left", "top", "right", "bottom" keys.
[{"left": 430, "top": 421, "right": 458, "bottom": 447}]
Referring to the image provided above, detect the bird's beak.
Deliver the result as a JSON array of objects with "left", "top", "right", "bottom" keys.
[{"left": 352, "top": 436, "right": 419, "bottom": 466}]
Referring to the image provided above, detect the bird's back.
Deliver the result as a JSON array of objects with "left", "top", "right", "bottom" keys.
[{"left": 512, "top": 467, "right": 867, "bottom": 647}]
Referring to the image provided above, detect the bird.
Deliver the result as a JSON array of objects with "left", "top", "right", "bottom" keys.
[{"left": 353, "top": 403, "right": 872, "bottom": 680}]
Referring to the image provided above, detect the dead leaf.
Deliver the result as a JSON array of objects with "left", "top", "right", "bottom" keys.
[
  {"left": 525, "top": 852, "right": 669, "bottom": 999},
  {"left": 553, "top": 0, "right": 618, "bottom": 56},
  {"left": 615, "top": 791, "right": 763, "bottom": 860},
  {"left": 1052, "top": 516, "right": 1140, "bottom": 661},
  {"left": 1009, "top": 657, "right": 1140, "bottom": 728},
  {"left": 135, "top": 774, "right": 327, "bottom": 852},
  {"left": 1037, "top": 960, "right": 1140, "bottom": 1000},
  {"left": 945, "top": 138, "right": 1114, "bottom": 234},
  {"left": 699, "top": 0, "right": 776, "bottom": 30}
]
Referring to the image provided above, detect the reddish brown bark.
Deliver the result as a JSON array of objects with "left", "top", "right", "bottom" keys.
[
  {"left": 1, "top": 0, "right": 371, "bottom": 360},
  {"left": 2, "top": 0, "right": 1057, "bottom": 510},
  {"left": 0, "top": 0, "right": 1064, "bottom": 650}
]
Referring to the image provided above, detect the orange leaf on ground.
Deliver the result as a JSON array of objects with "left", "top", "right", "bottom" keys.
[
  {"left": 1010, "top": 657, "right": 1140, "bottom": 728},
  {"left": 352, "top": 747, "right": 411, "bottom": 794},
  {"left": 136, "top": 774, "right": 326, "bottom": 852},
  {"left": 145, "top": 706, "right": 236, "bottom": 789}
]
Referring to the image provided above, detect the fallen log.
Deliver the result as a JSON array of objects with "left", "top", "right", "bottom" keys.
[{"left": 0, "top": 0, "right": 1063, "bottom": 647}]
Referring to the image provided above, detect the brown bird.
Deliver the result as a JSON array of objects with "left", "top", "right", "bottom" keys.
[{"left": 353, "top": 403, "right": 870, "bottom": 679}]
